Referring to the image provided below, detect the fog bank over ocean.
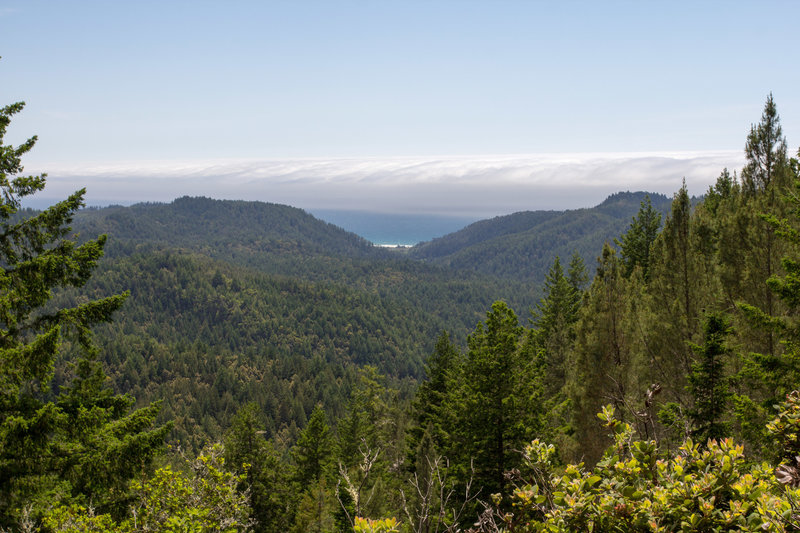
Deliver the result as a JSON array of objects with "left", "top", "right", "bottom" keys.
[{"left": 29, "top": 151, "right": 743, "bottom": 220}]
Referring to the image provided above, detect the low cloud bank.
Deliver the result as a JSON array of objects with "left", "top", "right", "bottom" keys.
[{"left": 29, "top": 151, "right": 744, "bottom": 217}]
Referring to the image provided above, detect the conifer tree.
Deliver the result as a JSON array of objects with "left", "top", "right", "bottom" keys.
[
  {"left": 533, "top": 256, "right": 582, "bottom": 399},
  {"left": 568, "top": 244, "right": 639, "bottom": 463},
  {"left": 687, "top": 313, "right": 733, "bottom": 443},
  {"left": 742, "top": 93, "right": 788, "bottom": 196},
  {"left": 567, "top": 251, "right": 589, "bottom": 294},
  {"left": 405, "top": 330, "right": 461, "bottom": 471},
  {"left": 645, "top": 183, "right": 703, "bottom": 402},
  {"left": 735, "top": 148, "right": 800, "bottom": 452},
  {"left": 460, "top": 301, "right": 542, "bottom": 499},
  {"left": 737, "top": 95, "right": 792, "bottom": 359},
  {"left": 0, "top": 99, "right": 167, "bottom": 527},
  {"left": 225, "top": 403, "right": 294, "bottom": 533},
  {"left": 293, "top": 404, "right": 334, "bottom": 486},
  {"left": 616, "top": 195, "right": 662, "bottom": 279}
]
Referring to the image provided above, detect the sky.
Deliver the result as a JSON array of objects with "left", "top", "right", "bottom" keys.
[{"left": 1, "top": 1, "right": 799, "bottom": 216}]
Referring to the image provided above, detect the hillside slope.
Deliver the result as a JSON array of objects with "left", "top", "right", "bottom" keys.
[
  {"left": 64, "top": 198, "right": 539, "bottom": 447},
  {"left": 76, "top": 196, "right": 381, "bottom": 259},
  {"left": 409, "top": 191, "right": 672, "bottom": 283}
]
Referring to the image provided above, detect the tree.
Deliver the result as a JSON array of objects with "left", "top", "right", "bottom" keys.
[
  {"left": 737, "top": 95, "right": 792, "bottom": 358},
  {"left": 687, "top": 313, "right": 733, "bottom": 443},
  {"left": 0, "top": 99, "right": 167, "bottom": 526},
  {"left": 568, "top": 243, "right": 642, "bottom": 464},
  {"left": 530, "top": 255, "right": 586, "bottom": 453},
  {"left": 406, "top": 330, "right": 462, "bottom": 470},
  {"left": 293, "top": 404, "right": 334, "bottom": 486},
  {"left": 335, "top": 367, "right": 405, "bottom": 524},
  {"left": 615, "top": 195, "right": 662, "bottom": 279},
  {"left": 42, "top": 444, "right": 253, "bottom": 533},
  {"left": 644, "top": 183, "right": 702, "bottom": 402},
  {"left": 735, "top": 150, "right": 800, "bottom": 453},
  {"left": 458, "top": 301, "right": 543, "bottom": 501},
  {"left": 741, "top": 93, "right": 788, "bottom": 196},
  {"left": 224, "top": 403, "right": 294, "bottom": 533}
]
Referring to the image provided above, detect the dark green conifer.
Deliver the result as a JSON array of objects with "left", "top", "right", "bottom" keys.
[
  {"left": 0, "top": 99, "right": 167, "bottom": 527},
  {"left": 687, "top": 313, "right": 733, "bottom": 443},
  {"left": 461, "top": 301, "right": 540, "bottom": 499},
  {"left": 616, "top": 195, "right": 662, "bottom": 279},
  {"left": 293, "top": 404, "right": 333, "bottom": 485},
  {"left": 224, "top": 403, "right": 293, "bottom": 533}
]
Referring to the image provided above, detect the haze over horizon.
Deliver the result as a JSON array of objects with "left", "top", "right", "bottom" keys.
[
  {"left": 1, "top": 1, "right": 798, "bottom": 216},
  {"left": 30, "top": 151, "right": 742, "bottom": 217}
]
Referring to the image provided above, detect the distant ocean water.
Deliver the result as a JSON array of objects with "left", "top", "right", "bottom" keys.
[{"left": 310, "top": 209, "right": 480, "bottom": 246}]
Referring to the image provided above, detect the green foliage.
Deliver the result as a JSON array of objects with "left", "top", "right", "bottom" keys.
[
  {"left": 567, "top": 243, "right": 642, "bottom": 464},
  {"left": 532, "top": 256, "right": 583, "bottom": 398},
  {"left": 0, "top": 100, "right": 167, "bottom": 528},
  {"left": 457, "top": 302, "right": 545, "bottom": 500},
  {"left": 687, "top": 313, "right": 733, "bottom": 443},
  {"left": 42, "top": 444, "right": 252, "bottom": 533},
  {"left": 224, "top": 404, "right": 293, "bottom": 533},
  {"left": 616, "top": 195, "right": 662, "bottom": 279},
  {"left": 406, "top": 331, "right": 462, "bottom": 468},
  {"left": 483, "top": 406, "right": 800, "bottom": 532},
  {"left": 742, "top": 93, "right": 789, "bottom": 196},
  {"left": 353, "top": 516, "right": 399, "bottom": 533},
  {"left": 132, "top": 444, "right": 251, "bottom": 532},
  {"left": 293, "top": 405, "right": 334, "bottom": 486},
  {"left": 410, "top": 192, "right": 671, "bottom": 284}
]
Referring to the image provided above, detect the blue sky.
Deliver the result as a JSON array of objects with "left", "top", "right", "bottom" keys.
[{"left": 1, "top": 1, "right": 799, "bottom": 215}]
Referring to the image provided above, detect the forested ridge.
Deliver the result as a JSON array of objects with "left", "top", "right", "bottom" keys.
[
  {"left": 409, "top": 191, "right": 672, "bottom": 283},
  {"left": 5, "top": 95, "right": 800, "bottom": 532}
]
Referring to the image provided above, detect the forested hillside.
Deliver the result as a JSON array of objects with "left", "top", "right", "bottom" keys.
[
  {"left": 6, "top": 95, "right": 800, "bottom": 532},
  {"left": 409, "top": 191, "right": 672, "bottom": 283},
  {"left": 58, "top": 197, "right": 550, "bottom": 448}
]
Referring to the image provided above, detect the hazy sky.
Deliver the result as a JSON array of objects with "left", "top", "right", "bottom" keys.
[{"left": 1, "top": 1, "right": 798, "bottom": 215}]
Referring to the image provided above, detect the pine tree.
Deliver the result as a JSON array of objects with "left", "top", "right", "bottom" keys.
[
  {"left": 568, "top": 244, "right": 640, "bottom": 463},
  {"left": 0, "top": 99, "right": 167, "bottom": 526},
  {"left": 293, "top": 404, "right": 333, "bottom": 486},
  {"left": 405, "top": 330, "right": 461, "bottom": 471},
  {"left": 742, "top": 93, "right": 788, "bottom": 196},
  {"left": 533, "top": 256, "right": 582, "bottom": 399},
  {"left": 224, "top": 403, "right": 294, "bottom": 533},
  {"left": 735, "top": 148, "right": 800, "bottom": 452},
  {"left": 460, "top": 301, "right": 542, "bottom": 499},
  {"left": 645, "top": 183, "right": 703, "bottom": 402},
  {"left": 737, "top": 95, "right": 792, "bottom": 359},
  {"left": 687, "top": 313, "right": 733, "bottom": 443},
  {"left": 616, "top": 195, "right": 662, "bottom": 279}
]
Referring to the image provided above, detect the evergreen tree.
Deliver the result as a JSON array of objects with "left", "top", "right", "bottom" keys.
[
  {"left": 335, "top": 366, "right": 405, "bottom": 522},
  {"left": 616, "top": 195, "right": 662, "bottom": 279},
  {"left": 687, "top": 313, "right": 733, "bottom": 443},
  {"left": 567, "top": 251, "right": 589, "bottom": 294},
  {"left": 568, "top": 244, "right": 641, "bottom": 463},
  {"left": 645, "top": 183, "right": 702, "bottom": 402},
  {"left": 735, "top": 149, "right": 800, "bottom": 452},
  {"left": 738, "top": 95, "right": 792, "bottom": 359},
  {"left": 459, "top": 301, "right": 543, "bottom": 499},
  {"left": 224, "top": 403, "right": 294, "bottom": 533},
  {"left": 0, "top": 99, "right": 167, "bottom": 527},
  {"left": 406, "top": 330, "right": 461, "bottom": 470},
  {"left": 742, "top": 93, "right": 788, "bottom": 196},
  {"left": 532, "top": 256, "right": 582, "bottom": 399},
  {"left": 293, "top": 404, "right": 333, "bottom": 486}
]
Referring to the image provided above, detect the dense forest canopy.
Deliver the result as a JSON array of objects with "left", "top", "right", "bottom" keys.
[{"left": 4, "top": 94, "right": 800, "bottom": 532}]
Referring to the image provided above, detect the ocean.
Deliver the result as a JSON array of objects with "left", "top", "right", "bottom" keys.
[{"left": 309, "top": 209, "right": 481, "bottom": 247}]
